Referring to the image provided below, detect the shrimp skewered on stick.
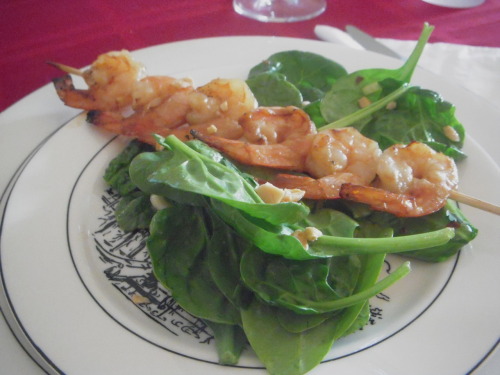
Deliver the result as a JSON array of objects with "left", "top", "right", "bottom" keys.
[
  {"left": 196, "top": 126, "right": 382, "bottom": 198},
  {"left": 196, "top": 128, "right": 498, "bottom": 217},
  {"left": 339, "top": 142, "right": 458, "bottom": 217},
  {"left": 89, "top": 78, "right": 258, "bottom": 144},
  {"left": 49, "top": 51, "right": 499, "bottom": 216},
  {"left": 193, "top": 106, "right": 318, "bottom": 171},
  {"left": 49, "top": 50, "right": 195, "bottom": 112},
  {"left": 49, "top": 50, "right": 258, "bottom": 143}
]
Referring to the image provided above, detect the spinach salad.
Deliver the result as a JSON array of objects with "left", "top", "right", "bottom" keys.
[{"left": 102, "top": 24, "right": 477, "bottom": 375}]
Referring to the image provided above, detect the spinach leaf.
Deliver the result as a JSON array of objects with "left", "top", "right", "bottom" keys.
[
  {"left": 240, "top": 299, "right": 341, "bottom": 375},
  {"left": 240, "top": 245, "right": 409, "bottom": 314},
  {"left": 339, "top": 301, "right": 370, "bottom": 338},
  {"left": 211, "top": 198, "right": 455, "bottom": 260},
  {"left": 186, "top": 139, "right": 258, "bottom": 188},
  {"left": 114, "top": 191, "right": 156, "bottom": 232},
  {"left": 210, "top": 198, "right": 311, "bottom": 259},
  {"left": 240, "top": 246, "right": 387, "bottom": 375},
  {"left": 246, "top": 72, "right": 303, "bottom": 107},
  {"left": 206, "top": 212, "right": 253, "bottom": 309},
  {"left": 240, "top": 248, "right": 342, "bottom": 313},
  {"left": 303, "top": 100, "right": 328, "bottom": 127},
  {"left": 130, "top": 135, "right": 310, "bottom": 225},
  {"left": 147, "top": 205, "right": 240, "bottom": 324},
  {"left": 104, "top": 140, "right": 154, "bottom": 196},
  {"left": 359, "top": 86, "right": 466, "bottom": 160},
  {"left": 328, "top": 255, "right": 362, "bottom": 298},
  {"left": 129, "top": 151, "right": 206, "bottom": 206},
  {"left": 301, "top": 207, "right": 359, "bottom": 237},
  {"left": 393, "top": 200, "right": 477, "bottom": 262},
  {"left": 276, "top": 308, "right": 334, "bottom": 333},
  {"left": 320, "top": 23, "right": 434, "bottom": 123},
  {"left": 248, "top": 50, "right": 348, "bottom": 102}
]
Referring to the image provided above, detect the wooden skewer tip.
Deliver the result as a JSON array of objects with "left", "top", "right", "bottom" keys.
[
  {"left": 450, "top": 190, "right": 500, "bottom": 215},
  {"left": 46, "top": 61, "right": 83, "bottom": 76}
]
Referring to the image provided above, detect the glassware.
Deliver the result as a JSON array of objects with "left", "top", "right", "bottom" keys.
[
  {"left": 421, "top": 0, "right": 484, "bottom": 7},
  {"left": 233, "top": 0, "right": 327, "bottom": 22}
]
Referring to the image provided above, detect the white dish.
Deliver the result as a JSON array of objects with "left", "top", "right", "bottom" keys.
[{"left": 0, "top": 36, "right": 499, "bottom": 375}]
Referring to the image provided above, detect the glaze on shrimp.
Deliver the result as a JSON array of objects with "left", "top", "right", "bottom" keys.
[
  {"left": 89, "top": 78, "right": 257, "bottom": 144},
  {"left": 270, "top": 127, "right": 382, "bottom": 198},
  {"left": 193, "top": 106, "right": 317, "bottom": 170},
  {"left": 52, "top": 50, "right": 194, "bottom": 112},
  {"left": 340, "top": 142, "right": 458, "bottom": 217}
]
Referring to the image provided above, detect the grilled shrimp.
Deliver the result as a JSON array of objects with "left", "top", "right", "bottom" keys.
[
  {"left": 305, "top": 127, "right": 381, "bottom": 182},
  {"left": 340, "top": 142, "right": 458, "bottom": 217},
  {"left": 51, "top": 51, "right": 461, "bottom": 217},
  {"left": 51, "top": 51, "right": 256, "bottom": 143},
  {"left": 52, "top": 50, "right": 194, "bottom": 112},
  {"left": 193, "top": 106, "right": 317, "bottom": 171},
  {"left": 270, "top": 127, "right": 382, "bottom": 198},
  {"left": 89, "top": 78, "right": 257, "bottom": 144},
  {"left": 239, "top": 106, "right": 317, "bottom": 144}
]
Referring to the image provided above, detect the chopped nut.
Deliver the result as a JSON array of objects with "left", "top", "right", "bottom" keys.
[
  {"left": 304, "top": 227, "right": 323, "bottom": 242},
  {"left": 362, "top": 81, "right": 381, "bottom": 95},
  {"left": 131, "top": 293, "right": 150, "bottom": 305},
  {"left": 291, "top": 227, "right": 323, "bottom": 250},
  {"left": 386, "top": 101, "right": 397, "bottom": 110},
  {"left": 358, "top": 96, "right": 372, "bottom": 108},
  {"left": 150, "top": 194, "right": 171, "bottom": 210},
  {"left": 219, "top": 100, "right": 229, "bottom": 112},
  {"left": 207, "top": 124, "right": 218, "bottom": 134},
  {"left": 281, "top": 188, "right": 306, "bottom": 203},
  {"left": 443, "top": 125, "right": 460, "bottom": 142},
  {"left": 292, "top": 229, "right": 309, "bottom": 250},
  {"left": 255, "top": 182, "right": 285, "bottom": 204}
]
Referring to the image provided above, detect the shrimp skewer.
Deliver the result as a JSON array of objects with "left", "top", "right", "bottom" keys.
[
  {"left": 89, "top": 78, "right": 258, "bottom": 144},
  {"left": 49, "top": 51, "right": 499, "bottom": 216},
  {"left": 199, "top": 128, "right": 463, "bottom": 217},
  {"left": 339, "top": 142, "right": 458, "bottom": 217},
  {"left": 50, "top": 51, "right": 260, "bottom": 143},
  {"left": 198, "top": 127, "right": 382, "bottom": 198},
  {"left": 193, "top": 106, "right": 318, "bottom": 170}
]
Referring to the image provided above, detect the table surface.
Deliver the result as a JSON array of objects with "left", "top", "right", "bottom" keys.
[
  {"left": 1, "top": 0, "right": 500, "bottom": 112},
  {"left": 1, "top": 1, "right": 499, "bottom": 374}
]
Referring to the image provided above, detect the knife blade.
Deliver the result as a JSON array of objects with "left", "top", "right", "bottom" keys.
[
  {"left": 345, "top": 25, "right": 401, "bottom": 59},
  {"left": 314, "top": 25, "right": 364, "bottom": 50}
]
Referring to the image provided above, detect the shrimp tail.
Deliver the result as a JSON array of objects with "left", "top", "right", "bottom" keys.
[
  {"left": 87, "top": 110, "right": 130, "bottom": 136},
  {"left": 191, "top": 131, "right": 306, "bottom": 171},
  {"left": 339, "top": 183, "right": 422, "bottom": 217},
  {"left": 271, "top": 173, "right": 342, "bottom": 200},
  {"left": 88, "top": 110, "right": 171, "bottom": 145},
  {"left": 52, "top": 74, "right": 98, "bottom": 110}
]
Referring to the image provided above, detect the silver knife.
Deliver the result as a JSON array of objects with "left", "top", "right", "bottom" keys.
[{"left": 345, "top": 25, "right": 402, "bottom": 59}]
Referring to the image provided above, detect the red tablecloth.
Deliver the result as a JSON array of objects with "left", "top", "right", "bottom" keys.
[{"left": 1, "top": 0, "right": 499, "bottom": 112}]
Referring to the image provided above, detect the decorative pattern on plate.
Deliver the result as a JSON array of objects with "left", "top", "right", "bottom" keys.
[{"left": 92, "top": 187, "right": 214, "bottom": 345}]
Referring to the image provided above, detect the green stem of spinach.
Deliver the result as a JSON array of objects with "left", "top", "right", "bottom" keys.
[
  {"left": 319, "top": 84, "right": 411, "bottom": 131},
  {"left": 280, "top": 261, "right": 411, "bottom": 313},
  {"left": 310, "top": 227, "right": 455, "bottom": 257},
  {"left": 158, "top": 134, "right": 264, "bottom": 203},
  {"left": 398, "top": 22, "right": 434, "bottom": 81}
]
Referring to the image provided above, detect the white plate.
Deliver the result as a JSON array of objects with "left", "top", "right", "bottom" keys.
[{"left": 1, "top": 36, "right": 499, "bottom": 375}]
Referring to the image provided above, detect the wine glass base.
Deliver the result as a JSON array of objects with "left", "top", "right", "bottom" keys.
[{"left": 233, "top": 0, "right": 326, "bottom": 23}]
